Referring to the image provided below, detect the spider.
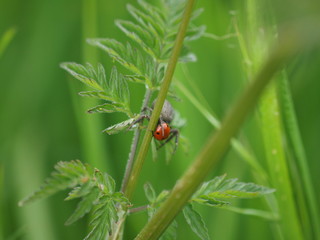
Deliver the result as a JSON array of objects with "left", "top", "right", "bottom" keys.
[{"left": 130, "top": 100, "right": 179, "bottom": 153}]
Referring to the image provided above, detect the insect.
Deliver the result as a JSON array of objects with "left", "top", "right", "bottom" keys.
[{"left": 130, "top": 100, "right": 179, "bottom": 152}]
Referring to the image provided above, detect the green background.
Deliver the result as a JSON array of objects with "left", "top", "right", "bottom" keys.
[{"left": 1, "top": 0, "right": 319, "bottom": 239}]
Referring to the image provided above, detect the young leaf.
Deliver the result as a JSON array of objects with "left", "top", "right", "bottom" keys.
[
  {"left": 102, "top": 118, "right": 137, "bottom": 135},
  {"left": 192, "top": 175, "right": 275, "bottom": 207},
  {"left": 88, "top": 38, "right": 143, "bottom": 76},
  {"left": 87, "top": 103, "right": 128, "bottom": 115},
  {"left": 19, "top": 160, "right": 90, "bottom": 206},
  {"left": 183, "top": 204, "right": 210, "bottom": 240},
  {"left": 65, "top": 187, "right": 100, "bottom": 226},
  {"left": 60, "top": 62, "right": 104, "bottom": 91},
  {"left": 85, "top": 195, "right": 118, "bottom": 240},
  {"left": 115, "top": 20, "right": 158, "bottom": 58},
  {"left": 144, "top": 182, "right": 156, "bottom": 203},
  {"left": 78, "top": 91, "right": 114, "bottom": 102}
]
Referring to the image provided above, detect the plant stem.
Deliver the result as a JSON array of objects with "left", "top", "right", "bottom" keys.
[
  {"left": 121, "top": 88, "right": 152, "bottom": 192},
  {"left": 124, "top": 0, "right": 196, "bottom": 200},
  {"left": 129, "top": 205, "right": 148, "bottom": 214},
  {"left": 135, "top": 23, "right": 311, "bottom": 239}
]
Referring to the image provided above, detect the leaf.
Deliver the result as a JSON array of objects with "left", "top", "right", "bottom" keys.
[
  {"left": 115, "top": 20, "right": 158, "bottom": 58},
  {"left": 127, "top": 4, "right": 164, "bottom": 38},
  {"left": 65, "top": 187, "right": 100, "bottom": 225},
  {"left": 19, "top": 160, "right": 90, "bottom": 206},
  {"left": 87, "top": 103, "right": 128, "bottom": 115},
  {"left": 102, "top": 118, "right": 137, "bottom": 135},
  {"left": 87, "top": 38, "right": 143, "bottom": 77},
  {"left": 78, "top": 91, "right": 113, "bottom": 102},
  {"left": 94, "top": 170, "right": 115, "bottom": 195},
  {"left": 185, "top": 25, "right": 206, "bottom": 42},
  {"left": 65, "top": 181, "right": 93, "bottom": 201},
  {"left": 192, "top": 196, "right": 230, "bottom": 208},
  {"left": 183, "top": 204, "right": 210, "bottom": 240},
  {"left": 60, "top": 62, "right": 104, "bottom": 91},
  {"left": 144, "top": 182, "right": 156, "bottom": 203},
  {"left": 85, "top": 195, "right": 118, "bottom": 240},
  {"left": 192, "top": 175, "right": 275, "bottom": 207}
]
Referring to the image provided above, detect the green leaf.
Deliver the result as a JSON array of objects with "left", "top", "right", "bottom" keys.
[
  {"left": 144, "top": 182, "right": 156, "bottom": 203},
  {"left": 115, "top": 20, "right": 158, "bottom": 58},
  {"left": 102, "top": 118, "right": 137, "bottom": 135},
  {"left": 192, "top": 175, "right": 275, "bottom": 207},
  {"left": 60, "top": 62, "right": 104, "bottom": 91},
  {"left": 19, "top": 160, "right": 90, "bottom": 206},
  {"left": 185, "top": 25, "right": 206, "bottom": 42},
  {"left": 183, "top": 204, "right": 210, "bottom": 240},
  {"left": 78, "top": 91, "right": 113, "bottom": 102},
  {"left": 127, "top": 4, "right": 164, "bottom": 38},
  {"left": 87, "top": 103, "right": 128, "bottom": 115},
  {"left": 65, "top": 181, "right": 93, "bottom": 201},
  {"left": 88, "top": 38, "right": 143, "bottom": 77},
  {"left": 192, "top": 196, "right": 230, "bottom": 208},
  {"left": 65, "top": 187, "right": 100, "bottom": 226},
  {"left": 85, "top": 195, "right": 117, "bottom": 240},
  {"left": 94, "top": 170, "right": 115, "bottom": 195}
]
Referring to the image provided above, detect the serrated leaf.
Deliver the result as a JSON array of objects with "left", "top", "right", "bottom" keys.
[
  {"left": 78, "top": 91, "right": 113, "bottom": 102},
  {"left": 19, "top": 160, "right": 90, "bottom": 206},
  {"left": 138, "top": 0, "right": 165, "bottom": 26},
  {"left": 60, "top": 62, "right": 104, "bottom": 91},
  {"left": 127, "top": 4, "right": 164, "bottom": 38},
  {"left": 192, "top": 175, "right": 275, "bottom": 207},
  {"left": 185, "top": 26, "right": 206, "bottom": 42},
  {"left": 115, "top": 20, "right": 157, "bottom": 59},
  {"left": 65, "top": 181, "right": 92, "bottom": 201},
  {"left": 183, "top": 204, "right": 210, "bottom": 240},
  {"left": 88, "top": 38, "right": 143, "bottom": 76},
  {"left": 192, "top": 196, "right": 230, "bottom": 207},
  {"left": 87, "top": 103, "right": 127, "bottom": 115},
  {"left": 65, "top": 187, "right": 100, "bottom": 226},
  {"left": 144, "top": 182, "right": 156, "bottom": 203},
  {"left": 102, "top": 118, "right": 137, "bottom": 135},
  {"left": 94, "top": 170, "right": 115, "bottom": 195},
  {"left": 85, "top": 196, "right": 117, "bottom": 240}
]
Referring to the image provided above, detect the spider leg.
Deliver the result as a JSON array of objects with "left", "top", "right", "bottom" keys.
[
  {"left": 157, "top": 128, "right": 179, "bottom": 154},
  {"left": 127, "top": 114, "right": 150, "bottom": 131}
]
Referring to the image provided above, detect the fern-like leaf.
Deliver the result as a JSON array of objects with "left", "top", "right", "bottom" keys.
[
  {"left": 192, "top": 175, "right": 275, "bottom": 207},
  {"left": 19, "top": 160, "right": 91, "bottom": 206}
]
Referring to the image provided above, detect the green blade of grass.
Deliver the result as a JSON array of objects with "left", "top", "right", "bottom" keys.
[
  {"left": 277, "top": 73, "right": 320, "bottom": 239},
  {"left": 259, "top": 81, "right": 303, "bottom": 240}
]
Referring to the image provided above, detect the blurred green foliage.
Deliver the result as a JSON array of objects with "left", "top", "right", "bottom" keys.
[{"left": 1, "top": 0, "right": 319, "bottom": 239}]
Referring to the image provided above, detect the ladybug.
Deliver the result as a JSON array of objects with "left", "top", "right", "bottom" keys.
[
  {"left": 129, "top": 99, "right": 179, "bottom": 152},
  {"left": 153, "top": 122, "right": 171, "bottom": 140}
]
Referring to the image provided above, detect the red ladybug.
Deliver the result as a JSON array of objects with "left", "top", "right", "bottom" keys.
[{"left": 153, "top": 122, "right": 171, "bottom": 140}]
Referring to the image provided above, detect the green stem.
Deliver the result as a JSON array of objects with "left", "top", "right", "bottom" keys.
[
  {"left": 176, "top": 80, "right": 268, "bottom": 183},
  {"left": 124, "top": 0, "right": 196, "bottom": 200},
  {"left": 135, "top": 24, "right": 308, "bottom": 239},
  {"left": 121, "top": 88, "right": 152, "bottom": 192}
]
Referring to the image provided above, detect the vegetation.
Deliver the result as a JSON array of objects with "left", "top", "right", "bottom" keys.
[{"left": 1, "top": 0, "right": 320, "bottom": 239}]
